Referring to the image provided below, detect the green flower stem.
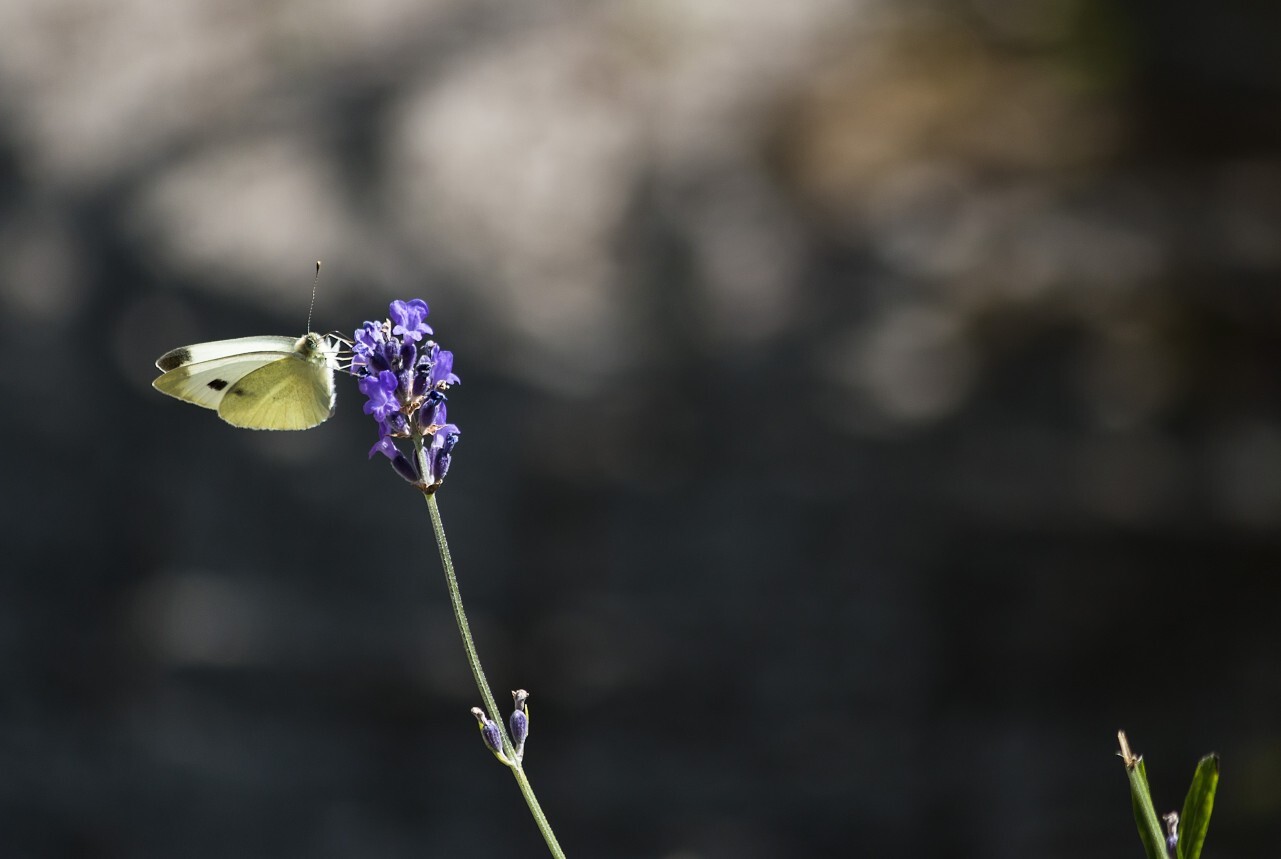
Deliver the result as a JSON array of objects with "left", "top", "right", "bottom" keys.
[{"left": 419, "top": 473, "right": 565, "bottom": 858}]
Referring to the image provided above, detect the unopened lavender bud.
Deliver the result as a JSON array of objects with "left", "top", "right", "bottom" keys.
[
  {"left": 369, "top": 437, "right": 420, "bottom": 485},
  {"left": 471, "top": 707, "right": 511, "bottom": 766},
  {"left": 418, "top": 390, "right": 447, "bottom": 428},
  {"left": 510, "top": 690, "right": 529, "bottom": 740},
  {"left": 412, "top": 365, "right": 431, "bottom": 398},
  {"left": 425, "top": 426, "right": 460, "bottom": 488},
  {"left": 509, "top": 689, "right": 529, "bottom": 763},
  {"left": 388, "top": 451, "right": 420, "bottom": 484},
  {"left": 385, "top": 412, "right": 408, "bottom": 435},
  {"left": 1162, "top": 812, "right": 1178, "bottom": 859},
  {"left": 509, "top": 709, "right": 528, "bottom": 748},
  {"left": 400, "top": 340, "right": 417, "bottom": 370}
]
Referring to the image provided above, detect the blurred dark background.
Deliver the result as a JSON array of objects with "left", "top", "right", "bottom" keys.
[{"left": 3, "top": 0, "right": 1281, "bottom": 856}]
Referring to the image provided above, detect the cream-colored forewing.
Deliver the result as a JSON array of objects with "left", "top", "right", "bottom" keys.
[
  {"left": 216, "top": 355, "right": 336, "bottom": 430},
  {"left": 153, "top": 353, "right": 296, "bottom": 411},
  {"left": 155, "top": 336, "right": 298, "bottom": 372}
]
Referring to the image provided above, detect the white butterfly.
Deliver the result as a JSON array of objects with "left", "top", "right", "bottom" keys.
[{"left": 152, "top": 332, "right": 342, "bottom": 430}]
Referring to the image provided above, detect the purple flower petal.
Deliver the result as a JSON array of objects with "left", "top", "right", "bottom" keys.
[
  {"left": 432, "top": 349, "right": 460, "bottom": 387},
  {"left": 368, "top": 435, "right": 399, "bottom": 460},
  {"left": 359, "top": 370, "right": 401, "bottom": 420},
  {"left": 390, "top": 299, "right": 432, "bottom": 342}
]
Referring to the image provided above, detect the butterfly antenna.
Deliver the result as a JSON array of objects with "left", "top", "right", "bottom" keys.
[{"left": 307, "top": 260, "right": 321, "bottom": 333}]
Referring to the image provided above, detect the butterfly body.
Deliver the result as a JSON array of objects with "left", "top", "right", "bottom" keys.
[{"left": 153, "top": 332, "right": 339, "bottom": 430}]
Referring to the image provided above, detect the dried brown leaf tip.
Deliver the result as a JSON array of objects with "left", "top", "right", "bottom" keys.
[{"left": 1117, "top": 730, "right": 1139, "bottom": 768}]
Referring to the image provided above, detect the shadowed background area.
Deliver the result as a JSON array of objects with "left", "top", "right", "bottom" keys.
[{"left": 2, "top": 0, "right": 1281, "bottom": 856}]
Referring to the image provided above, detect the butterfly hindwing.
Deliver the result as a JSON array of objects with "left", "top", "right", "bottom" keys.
[{"left": 216, "top": 354, "right": 336, "bottom": 430}]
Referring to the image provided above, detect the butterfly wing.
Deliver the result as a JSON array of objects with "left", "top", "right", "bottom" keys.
[
  {"left": 215, "top": 353, "right": 336, "bottom": 430},
  {"left": 155, "top": 335, "right": 299, "bottom": 372},
  {"left": 153, "top": 352, "right": 297, "bottom": 411}
]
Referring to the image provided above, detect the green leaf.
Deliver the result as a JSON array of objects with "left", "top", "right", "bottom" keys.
[
  {"left": 1127, "top": 756, "right": 1170, "bottom": 859},
  {"left": 1177, "top": 753, "right": 1219, "bottom": 859}
]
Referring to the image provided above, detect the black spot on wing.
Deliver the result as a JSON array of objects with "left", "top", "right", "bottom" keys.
[
  {"left": 157, "top": 349, "right": 192, "bottom": 371},
  {"left": 207, "top": 379, "right": 230, "bottom": 391}
]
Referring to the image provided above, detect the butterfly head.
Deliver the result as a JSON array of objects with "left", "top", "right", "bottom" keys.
[{"left": 299, "top": 332, "right": 345, "bottom": 369}]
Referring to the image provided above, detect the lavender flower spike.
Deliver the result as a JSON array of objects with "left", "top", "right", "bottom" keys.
[{"left": 350, "top": 300, "right": 460, "bottom": 491}]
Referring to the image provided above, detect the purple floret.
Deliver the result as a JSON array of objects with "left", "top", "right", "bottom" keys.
[
  {"left": 390, "top": 299, "right": 432, "bottom": 342},
  {"left": 359, "top": 370, "right": 400, "bottom": 422}
]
